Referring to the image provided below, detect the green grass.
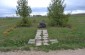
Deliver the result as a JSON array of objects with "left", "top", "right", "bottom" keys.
[{"left": 0, "top": 15, "right": 85, "bottom": 51}]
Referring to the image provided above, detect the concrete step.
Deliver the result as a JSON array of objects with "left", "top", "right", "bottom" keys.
[
  {"left": 43, "top": 39, "right": 49, "bottom": 43},
  {"left": 43, "top": 42, "right": 49, "bottom": 45},
  {"left": 35, "top": 40, "right": 42, "bottom": 46},
  {"left": 35, "top": 36, "right": 42, "bottom": 39},
  {"left": 43, "top": 30, "right": 48, "bottom": 36},
  {"left": 50, "top": 39, "right": 58, "bottom": 44},
  {"left": 43, "top": 39, "right": 49, "bottom": 45},
  {"left": 36, "top": 32, "right": 42, "bottom": 36},
  {"left": 28, "top": 39, "right": 35, "bottom": 44},
  {"left": 43, "top": 36, "right": 48, "bottom": 39},
  {"left": 28, "top": 29, "right": 58, "bottom": 46},
  {"left": 37, "top": 30, "right": 42, "bottom": 32}
]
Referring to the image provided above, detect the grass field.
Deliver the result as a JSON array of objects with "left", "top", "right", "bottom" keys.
[{"left": 0, "top": 15, "right": 85, "bottom": 51}]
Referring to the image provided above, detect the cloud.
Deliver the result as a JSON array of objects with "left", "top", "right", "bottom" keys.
[
  {"left": 0, "top": 0, "right": 17, "bottom": 8},
  {"left": 71, "top": 10, "right": 85, "bottom": 14},
  {"left": 32, "top": 7, "right": 47, "bottom": 12},
  {"left": 0, "top": 0, "right": 51, "bottom": 8},
  {"left": 64, "top": 10, "right": 85, "bottom": 14},
  {"left": 31, "top": 12, "right": 47, "bottom": 16},
  {"left": 0, "top": 0, "right": 85, "bottom": 17},
  {"left": 64, "top": 0, "right": 85, "bottom": 10},
  {"left": 65, "top": 0, "right": 85, "bottom": 6},
  {"left": 0, "top": 7, "right": 16, "bottom": 17},
  {"left": 29, "top": 0, "right": 51, "bottom": 8}
]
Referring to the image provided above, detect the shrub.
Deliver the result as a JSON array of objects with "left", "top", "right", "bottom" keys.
[{"left": 16, "top": 18, "right": 32, "bottom": 27}]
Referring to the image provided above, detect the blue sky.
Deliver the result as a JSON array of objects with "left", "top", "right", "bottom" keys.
[{"left": 0, "top": 0, "right": 85, "bottom": 17}]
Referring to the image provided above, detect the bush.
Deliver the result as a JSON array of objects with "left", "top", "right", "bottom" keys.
[
  {"left": 48, "top": 14, "right": 69, "bottom": 27},
  {"left": 16, "top": 18, "right": 32, "bottom": 27},
  {"left": 60, "top": 14, "right": 70, "bottom": 27}
]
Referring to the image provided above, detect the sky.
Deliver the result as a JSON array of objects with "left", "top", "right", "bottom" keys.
[{"left": 0, "top": 0, "right": 85, "bottom": 17}]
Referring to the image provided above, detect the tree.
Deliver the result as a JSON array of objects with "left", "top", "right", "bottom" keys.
[
  {"left": 16, "top": 0, "right": 32, "bottom": 27},
  {"left": 48, "top": 0, "right": 69, "bottom": 27}
]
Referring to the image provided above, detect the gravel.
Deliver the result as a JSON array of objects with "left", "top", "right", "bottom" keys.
[{"left": 0, "top": 49, "right": 85, "bottom": 55}]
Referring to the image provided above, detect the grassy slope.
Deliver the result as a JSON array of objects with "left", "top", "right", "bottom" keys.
[{"left": 0, "top": 15, "right": 85, "bottom": 51}]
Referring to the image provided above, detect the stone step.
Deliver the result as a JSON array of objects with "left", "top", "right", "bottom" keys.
[
  {"left": 43, "top": 37, "right": 48, "bottom": 40},
  {"left": 43, "top": 30, "right": 48, "bottom": 33},
  {"left": 43, "top": 39, "right": 49, "bottom": 43},
  {"left": 43, "top": 42, "right": 49, "bottom": 45},
  {"left": 43, "top": 36, "right": 48, "bottom": 38},
  {"left": 50, "top": 39, "right": 58, "bottom": 44},
  {"left": 28, "top": 29, "right": 57, "bottom": 46},
  {"left": 43, "top": 39, "right": 49, "bottom": 45},
  {"left": 43, "top": 30, "right": 48, "bottom": 36},
  {"left": 36, "top": 30, "right": 42, "bottom": 36},
  {"left": 43, "top": 34, "right": 48, "bottom": 36},
  {"left": 28, "top": 39, "right": 35, "bottom": 44},
  {"left": 35, "top": 36, "right": 42, "bottom": 39},
  {"left": 35, "top": 40, "right": 42, "bottom": 46},
  {"left": 36, "top": 32, "right": 42, "bottom": 36},
  {"left": 37, "top": 30, "right": 42, "bottom": 32}
]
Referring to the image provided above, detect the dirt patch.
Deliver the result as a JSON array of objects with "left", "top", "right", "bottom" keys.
[{"left": 0, "top": 49, "right": 85, "bottom": 55}]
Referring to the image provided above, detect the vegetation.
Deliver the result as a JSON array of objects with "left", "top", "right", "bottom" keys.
[
  {"left": 48, "top": 0, "right": 69, "bottom": 27},
  {"left": 16, "top": 0, "right": 32, "bottom": 27},
  {"left": 0, "top": 14, "right": 85, "bottom": 51}
]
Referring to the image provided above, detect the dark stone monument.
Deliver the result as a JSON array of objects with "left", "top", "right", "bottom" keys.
[{"left": 38, "top": 20, "right": 46, "bottom": 28}]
